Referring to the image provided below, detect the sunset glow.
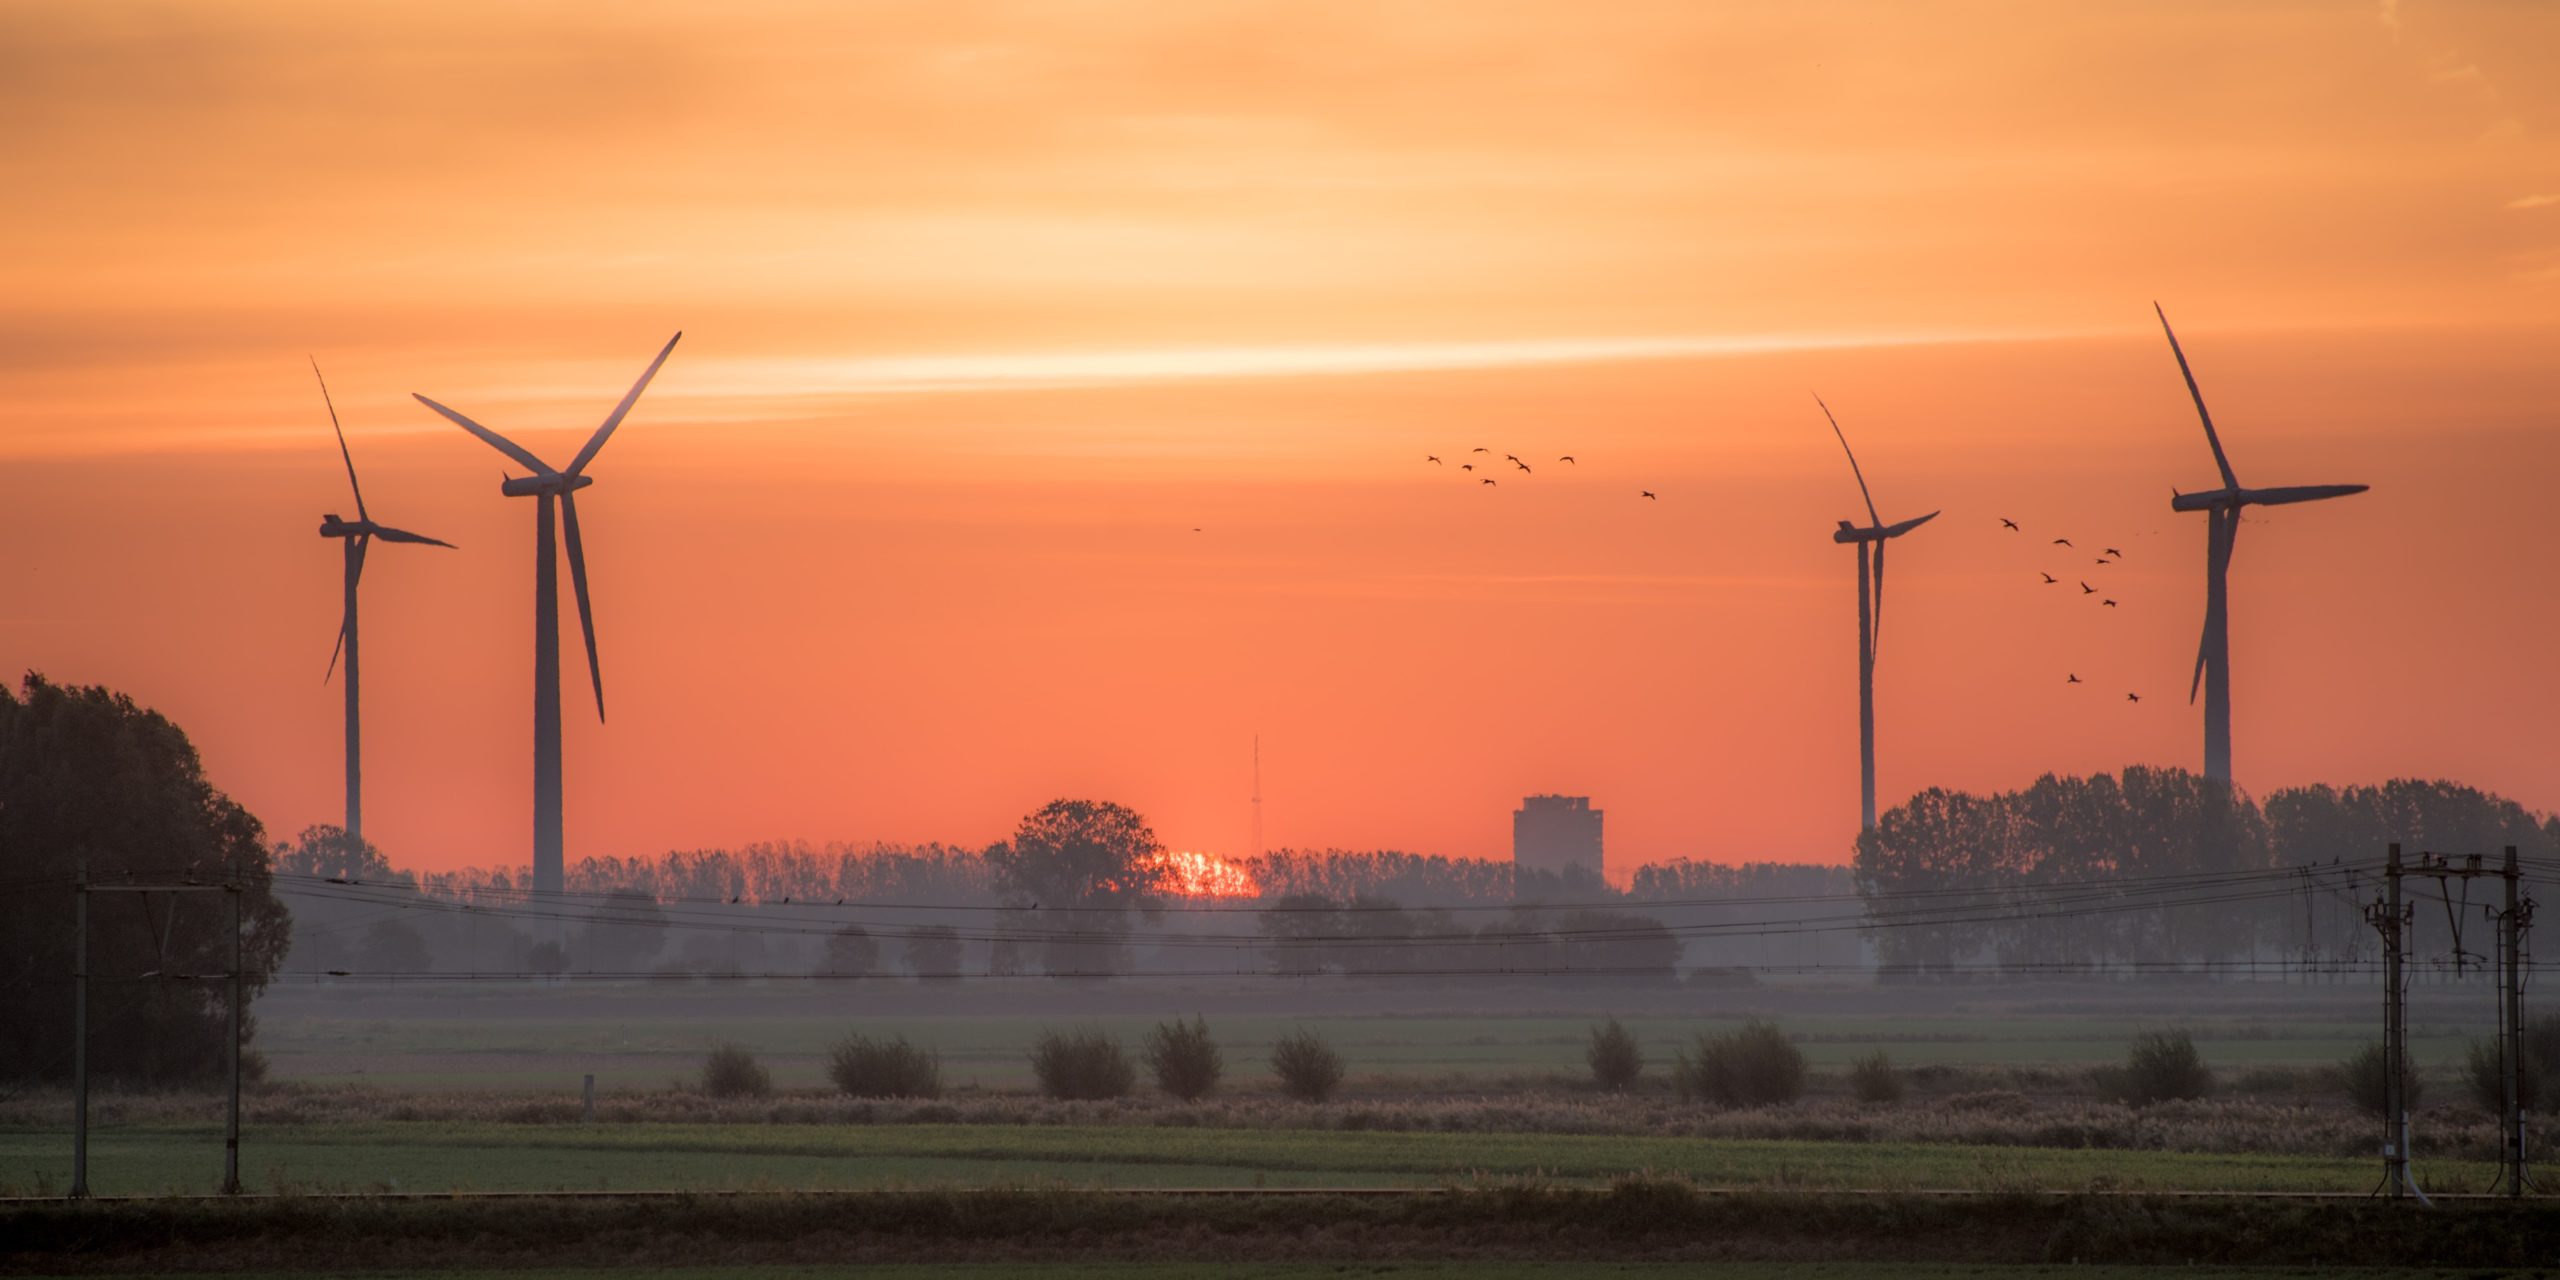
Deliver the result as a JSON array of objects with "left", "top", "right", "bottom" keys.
[
  {"left": 2, "top": 2, "right": 2555, "bottom": 878},
  {"left": 1148, "top": 851, "right": 1261, "bottom": 901}
]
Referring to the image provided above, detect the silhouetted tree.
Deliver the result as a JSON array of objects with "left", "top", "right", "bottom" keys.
[
  {"left": 900, "top": 924, "right": 962, "bottom": 979},
  {"left": 987, "top": 799, "right": 1166, "bottom": 975},
  {"left": 822, "top": 923, "right": 879, "bottom": 977},
  {"left": 0, "top": 674, "right": 290, "bottom": 1082},
  {"left": 574, "top": 889, "right": 667, "bottom": 973}
]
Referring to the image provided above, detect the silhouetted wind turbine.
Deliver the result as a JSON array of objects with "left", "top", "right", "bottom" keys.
[
  {"left": 413, "top": 333, "right": 680, "bottom": 926},
  {"left": 2154, "top": 304, "right": 2367, "bottom": 783},
  {"left": 313, "top": 361, "right": 453, "bottom": 845},
  {"left": 1818, "top": 394, "right": 1937, "bottom": 831}
]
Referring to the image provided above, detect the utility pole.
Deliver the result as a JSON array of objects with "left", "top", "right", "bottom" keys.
[
  {"left": 71, "top": 864, "right": 88, "bottom": 1200},
  {"left": 77, "top": 876, "right": 244, "bottom": 1198}
]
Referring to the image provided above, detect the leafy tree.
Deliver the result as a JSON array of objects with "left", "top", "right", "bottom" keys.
[
  {"left": 900, "top": 924, "right": 962, "bottom": 979},
  {"left": 1257, "top": 893, "right": 1342, "bottom": 976},
  {"left": 987, "top": 799, "right": 1166, "bottom": 975},
  {"left": 821, "top": 923, "right": 879, "bottom": 977},
  {"left": 575, "top": 889, "right": 668, "bottom": 973},
  {"left": 0, "top": 674, "right": 290, "bottom": 1083},
  {"left": 356, "top": 918, "right": 431, "bottom": 973}
]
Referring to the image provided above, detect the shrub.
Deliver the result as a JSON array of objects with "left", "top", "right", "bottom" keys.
[
  {"left": 1029, "top": 1028, "right": 1134, "bottom": 1100},
  {"left": 2339, "top": 1041, "right": 2417, "bottom": 1118},
  {"left": 1849, "top": 1050, "right": 1903, "bottom": 1104},
  {"left": 825, "top": 1034, "right": 941, "bottom": 1099},
  {"left": 1674, "top": 1020, "right": 1805, "bottom": 1107},
  {"left": 1270, "top": 1028, "right": 1346, "bottom": 1102},
  {"left": 2463, "top": 1015, "right": 2560, "bottom": 1113},
  {"left": 1144, "top": 1015, "right": 1223, "bottom": 1101},
  {"left": 2116, "top": 1029, "right": 2212, "bottom": 1106},
  {"left": 1586, "top": 1017, "right": 1643, "bottom": 1091},
  {"left": 699, "top": 1042, "right": 770, "bottom": 1098}
]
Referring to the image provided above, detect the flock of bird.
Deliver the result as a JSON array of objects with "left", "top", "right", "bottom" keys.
[
  {"left": 1412, "top": 443, "right": 2150, "bottom": 707},
  {"left": 1424, "top": 447, "right": 1652, "bottom": 499},
  {"left": 2004, "top": 519, "right": 2143, "bottom": 704}
]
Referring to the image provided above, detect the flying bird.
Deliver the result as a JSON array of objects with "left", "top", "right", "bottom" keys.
[
  {"left": 1513, "top": 460, "right": 1531, "bottom": 473},
  {"left": 1482, "top": 478, "right": 1497, "bottom": 486},
  {"left": 2095, "top": 557, "right": 2111, "bottom": 566},
  {"left": 1559, "top": 455, "right": 1577, "bottom": 464},
  {"left": 2080, "top": 581, "right": 2096, "bottom": 594},
  {"left": 2068, "top": 674, "right": 2082, "bottom": 684},
  {"left": 1462, "top": 463, "right": 1475, "bottom": 471},
  {"left": 2000, "top": 519, "right": 2019, "bottom": 531},
  {"left": 1192, "top": 527, "right": 1202, "bottom": 533},
  {"left": 1640, "top": 490, "right": 1657, "bottom": 500},
  {"left": 1426, "top": 455, "right": 1442, "bottom": 465},
  {"left": 1472, "top": 446, "right": 1490, "bottom": 453},
  {"left": 1505, "top": 454, "right": 1521, "bottom": 464},
  {"left": 2104, "top": 547, "right": 2123, "bottom": 558},
  {"left": 2102, "top": 599, "right": 2118, "bottom": 607},
  {"left": 2053, "top": 538, "right": 2074, "bottom": 547},
  {"left": 2041, "top": 573, "right": 2057, "bottom": 584},
  {"left": 2127, "top": 693, "right": 2142, "bottom": 703}
]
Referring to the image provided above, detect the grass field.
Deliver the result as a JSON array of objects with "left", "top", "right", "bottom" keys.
[
  {"left": 251, "top": 985, "right": 2483, "bottom": 1092},
  {"left": 0, "top": 1119, "right": 2503, "bottom": 1198}
]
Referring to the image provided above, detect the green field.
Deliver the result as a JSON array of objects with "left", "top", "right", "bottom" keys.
[
  {"left": 0, "top": 1120, "right": 2499, "bottom": 1198},
  {"left": 252, "top": 989, "right": 2476, "bottom": 1092}
]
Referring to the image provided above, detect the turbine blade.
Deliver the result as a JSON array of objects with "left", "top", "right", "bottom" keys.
[
  {"left": 562, "top": 491, "right": 605, "bottom": 723},
  {"left": 565, "top": 332, "right": 681, "bottom": 478},
  {"left": 2154, "top": 303, "right": 2238, "bottom": 490},
  {"left": 353, "top": 530, "right": 371, "bottom": 585},
  {"left": 2188, "top": 625, "right": 2208, "bottom": 705},
  {"left": 369, "top": 524, "right": 456, "bottom": 548},
  {"left": 325, "top": 619, "right": 347, "bottom": 683},
  {"left": 413, "top": 393, "right": 556, "bottom": 477},
  {"left": 1871, "top": 539, "right": 1886, "bottom": 656},
  {"left": 1813, "top": 393, "right": 1882, "bottom": 527},
  {"left": 313, "top": 359, "right": 367, "bottom": 523}
]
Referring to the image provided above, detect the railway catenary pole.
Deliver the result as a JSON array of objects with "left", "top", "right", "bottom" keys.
[
  {"left": 2365, "top": 843, "right": 2418, "bottom": 1201},
  {"left": 225, "top": 862, "right": 244, "bottom": 1196},
  {"left": 2499, "top": 845, "right": 2531, "bottom": 1197},
  {"left": 71, "top": 863, "right": 89, "bottom": 1200}
]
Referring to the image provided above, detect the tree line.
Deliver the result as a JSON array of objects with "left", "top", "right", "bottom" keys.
[{"left": 1854, "top": 767, "right": 2556, "bottom": 975}]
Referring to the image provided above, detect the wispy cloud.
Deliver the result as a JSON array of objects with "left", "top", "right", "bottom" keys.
[
  {"left": 666, "top": 329, "right": 2058, "bottom": 401},
  {"left": 2507, "top": 193, "right": 2560, "bottom": 211}
]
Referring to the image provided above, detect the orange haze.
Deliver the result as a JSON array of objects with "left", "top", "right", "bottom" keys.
[{"left": 3, "top": 2, "right": 2557, "bottom": 876}]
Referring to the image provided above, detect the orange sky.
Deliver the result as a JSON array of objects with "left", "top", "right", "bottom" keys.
[{"left": 4, "top": 1, "right": 2557, "bottom": 874}]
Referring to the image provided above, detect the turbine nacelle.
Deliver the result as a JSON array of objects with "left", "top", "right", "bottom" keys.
[
  {"left": 1832, "top": 510, "right": 1940, "bottom": 544},
  {"left": 500, "top": 473, "right": 597, "bottom": 498}
]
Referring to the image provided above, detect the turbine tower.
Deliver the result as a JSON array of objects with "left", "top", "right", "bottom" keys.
[
  {"left": 1818, "top": 395, "right": 1937, "bottom": 831},
  {"left": 2154, "top": 304, "right": 2367, "bottom": 784},
  {"left": 313, "top": 361, "right": 454, "bottom": 845},
  {"left": 413, "top": 333, "right": 680, "bottom": 925}
]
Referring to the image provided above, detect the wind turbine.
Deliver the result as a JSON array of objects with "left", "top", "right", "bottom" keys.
[
  {"left": 313, "top": 361, "right": 454, "bottom": 845},
  {"left": 412, "top": 333, "right": 680, "bottom": 929},
  {"left": 1818, "top": 395, "right": 1937, "bottom": 831},
  {"left": 2154, "top": 304, "right": 2367, "bottom": 784}
]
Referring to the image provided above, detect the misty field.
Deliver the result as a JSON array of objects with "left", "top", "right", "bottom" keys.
[
  {"left": 245, "top": 982, "right": 2479, "bottom": 1092},
  {"left": 0, "top": 1119, "right": 2505, "bottom": 1198}
]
